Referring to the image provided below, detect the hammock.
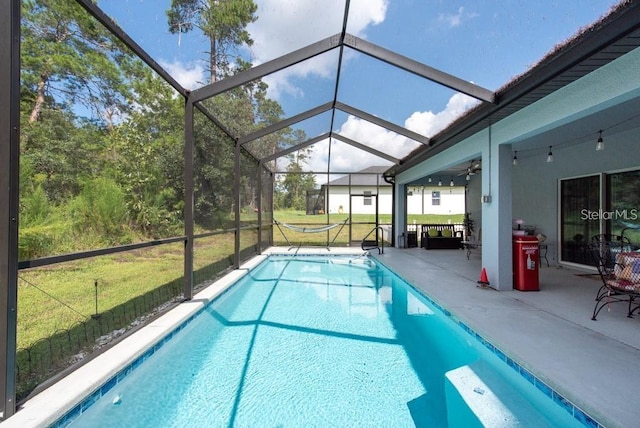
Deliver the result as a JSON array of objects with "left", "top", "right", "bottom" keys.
[{"left": 274, "top": 218, "right": 348, "bottom": 247}]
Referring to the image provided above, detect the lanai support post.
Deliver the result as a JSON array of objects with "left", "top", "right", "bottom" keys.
[
  {"left": 0, "top": 0, "right": 20, "bottom": 419},
  {"left": 234, "top": 139, "right": 241, "bottom": 268},
  {"left": 481, "top": 137, "right": 514, "bottom": 290},
  {"left": 257, "top": 163, "right": 263, "bottom": 253},
  {"left": 394, "top": 183, "right": 407, "bottom": 248},
  {"left": 268, "top": 171, "right": 275, "bottom": 246},
  {"left": 183, "top": 99, "right": 194, "bottom": 300}
]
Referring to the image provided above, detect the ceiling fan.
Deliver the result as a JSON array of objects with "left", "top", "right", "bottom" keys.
[{"left": 457, "top": 160, "right": 482, "bottom": 177}]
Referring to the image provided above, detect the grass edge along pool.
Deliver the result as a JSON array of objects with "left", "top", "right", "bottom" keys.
[{"left": 47, "top": 254, "right": 598, "bottom": 427}]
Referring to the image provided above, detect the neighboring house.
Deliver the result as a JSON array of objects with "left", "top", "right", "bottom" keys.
[
  {"left": 319, "top": 166, "right": 391, "bottom": 215},
  {"left": 314, "top": 166, "right": 464, "bottom": 215}
]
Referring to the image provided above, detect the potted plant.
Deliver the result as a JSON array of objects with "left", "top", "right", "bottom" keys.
[{"left": 463, "top": 213, "right": 474, "bottom": 238}]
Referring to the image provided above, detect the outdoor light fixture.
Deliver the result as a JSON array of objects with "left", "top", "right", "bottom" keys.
[
  {"left": 428, "top": 176, "right": 432, "bottom": 183},
  {"left": 466, "top": 173, "right": 471, "bottom": 181},
  {"left": 438, "top": 178, "right": 442, "bottom": 186},
  {"left": 596, "top": 130, "right": 604, "bottom": 151},
  {"left": 512, "top": 151, "right": 518, "bottom": 165},
  {"left": 449, "top": 177, "right": 454, "bottom": 187},
  {"left": 546, "top": 146, "right": 554, "bottom": 163}
]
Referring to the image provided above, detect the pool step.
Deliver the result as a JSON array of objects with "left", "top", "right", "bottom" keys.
[{"left": 444, "top": 362, "right": 580, "bottom": 427}]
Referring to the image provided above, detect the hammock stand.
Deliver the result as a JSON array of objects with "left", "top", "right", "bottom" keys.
[{"left": 274, "top": 218, "right": 349, "bottom": 249}]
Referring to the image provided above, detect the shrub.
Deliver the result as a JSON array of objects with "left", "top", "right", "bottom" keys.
[
  {"left": 18, "top": 186, "right": 71, "bottom": 259},
  {"left": 18, "top": 222, "right": 68, "bottom": 260},
  {"left": 21, "top": 186, "right": 50, "bottom": 226},
  {"left": 68, "top": 178, "right": 131, "bottom": 245}
]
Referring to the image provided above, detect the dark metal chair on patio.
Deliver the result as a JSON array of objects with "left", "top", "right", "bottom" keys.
[
  {"left": 591, "top": 233, "right": 633, "bottom": 246},
  {"left": 588, "top": 235, "right": 640, "bottom": 320}
]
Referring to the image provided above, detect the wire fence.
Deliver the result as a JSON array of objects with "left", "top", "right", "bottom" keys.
[{"left": 15, "top": 277, "right": 182, "bottom": 401}]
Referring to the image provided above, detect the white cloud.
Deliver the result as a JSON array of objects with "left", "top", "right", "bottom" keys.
[
  {"left": 306, "top": 116, "right": 418, "bottom": 173},
  {"left": 347, "top": 0, "right": 387, "bottom": 32},
  {"left": 405, "top": 93, "right": 479, "bottom": 136},
  {"left": 261, "top": 54, "right": 334, "bottom": 100},
  {"left": 438, "top": 6, "right": 478, "bottom": 28},
  {"left": 305, "top": 92, "right": 479, "bottom": 174},
  {"left": 159, "top": 60, "right": 205, "bottom": 91},
  {"left": 238, "top": 2, "right": 478, "bottom": 174},
  {"left": 249, "top": 0, "right": 388, "bottom": 99}
]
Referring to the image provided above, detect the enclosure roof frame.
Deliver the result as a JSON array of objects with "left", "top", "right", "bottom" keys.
[{"left": 188, "top": 31, "right": 496, "bottom": 164}]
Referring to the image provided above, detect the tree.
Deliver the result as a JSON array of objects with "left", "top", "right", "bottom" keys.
[
  {"left": 17, "top": 0, "right": 289, "bottom": 252},
  {"left": 21, "top": 0, "right": 133, "bottom": 128},
  {"left": 278, "top": 130, "right": 316, "bottom": 211},
  {"left": 167, "top": 0, "right": 258, "bottom": 82},
  {"left": 245, "top": 78, "right": 288, "bottom": 171},
  {"left": 20, "top": 108, "right": 105, "bottom": 203},
  {"left": 107, "top": 63, "right": 185, "bottom": 237}
]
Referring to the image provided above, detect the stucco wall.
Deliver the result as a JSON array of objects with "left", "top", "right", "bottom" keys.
[{"left": 511, "top": 126, "right": 640, "bottom": 264}]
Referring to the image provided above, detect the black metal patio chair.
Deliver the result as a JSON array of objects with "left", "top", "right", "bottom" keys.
[
  {"left": 588, "top": 236, "right": 640, "bottom": 320},
  {"left": 590, "top": 234, "right": 634, "bottom": 277}
]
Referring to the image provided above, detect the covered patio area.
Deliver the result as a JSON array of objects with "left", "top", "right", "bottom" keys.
[{"left": 374, "top": 246, "right": 640, "bottom": 428}]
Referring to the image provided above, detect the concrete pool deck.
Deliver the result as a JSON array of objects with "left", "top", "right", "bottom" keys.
[
  {"left": 372, "top": 247, "right": 640, "bottom": 428},
  {"left": 1, "top": 246, "right": 637, "bottom": 427}
]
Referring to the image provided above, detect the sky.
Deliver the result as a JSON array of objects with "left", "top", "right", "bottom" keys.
[{"left": 97, "top": 0, "right": 623, "bottom": 177}]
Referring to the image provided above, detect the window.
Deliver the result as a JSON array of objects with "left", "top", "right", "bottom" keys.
[
  {"left": 432, "top": 191, "right": 440, "bottom": 206},
  {"left": 364, "top": 191, "right": 372, "bottom": 206},
  {"left": 560, "top": 175, "right": 599, "bottom": 265}
]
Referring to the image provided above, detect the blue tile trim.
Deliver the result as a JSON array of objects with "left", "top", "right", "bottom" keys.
[
  {"left": 371, "top": 257, "right": 602, "bottom": 428},
  {"left": 50, "top": 294, "right": 216, "bottom": 427}
]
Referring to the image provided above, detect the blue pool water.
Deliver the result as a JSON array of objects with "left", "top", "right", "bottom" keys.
[{"left": 62, "top": 255, "right": 587, "bottom": 427}]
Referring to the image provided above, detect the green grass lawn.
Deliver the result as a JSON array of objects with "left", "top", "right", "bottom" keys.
[
  {"left": 273, "top": 210, "right": 463, "bottom": 225},
  {"left": 16, "top": 234, "right": 236, "bottom": 350},
  {"left": 272, "top": 210, "right": 463, "bottom": 245}
]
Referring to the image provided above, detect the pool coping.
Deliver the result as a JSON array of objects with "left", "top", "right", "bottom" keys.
[{"left": 1, "top": 248, "right": 366, "bottom": 428}]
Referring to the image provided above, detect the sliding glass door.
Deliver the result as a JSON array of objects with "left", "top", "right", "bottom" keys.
[
  {"left": 606, "top": 169, "right": 640, "bottom": 243},
  {"left": 560, "top": 169, "right": 640, "bottom": 265}
]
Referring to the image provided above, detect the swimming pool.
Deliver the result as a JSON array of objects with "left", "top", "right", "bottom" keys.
[{"left": 50, "top": 254, "right": 589, "bottom": 427}]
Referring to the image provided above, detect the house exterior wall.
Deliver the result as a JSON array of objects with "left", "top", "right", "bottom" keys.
[
  {"left": 506, "top": 47, "right": 640, "bottom": 266},
  {"left": 512, "top": 127, "right": 640, "bottom": 263},
  {"left": 327, "top": 186, "right": 393, "bottom": 215}
]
